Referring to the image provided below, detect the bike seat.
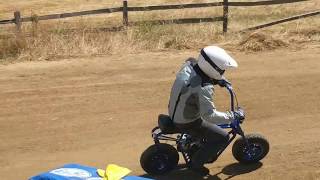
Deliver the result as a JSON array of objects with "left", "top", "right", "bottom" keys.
[{"left": 158, "top": 114, "right": 180, "bottom": 134}]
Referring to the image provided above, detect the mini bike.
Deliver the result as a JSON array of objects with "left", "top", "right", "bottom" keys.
[{"left": 140, "top": 79, "right": 270, "bottom": 175}]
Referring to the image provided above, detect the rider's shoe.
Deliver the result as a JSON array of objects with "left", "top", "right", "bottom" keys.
[
  {"left": 189, "top": 165, "right": 210, "bottom": 176},
  {"left": 205, "top": 156, "right": 218, "bottom": 164}
]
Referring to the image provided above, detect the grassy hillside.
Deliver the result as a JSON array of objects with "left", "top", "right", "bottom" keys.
[{"left": 0, "top": 0, "right": 319, "bottom": 62}]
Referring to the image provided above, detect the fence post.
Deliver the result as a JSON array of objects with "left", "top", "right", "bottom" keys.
[
  {"left": 223, "top": 0, "right": 228, "bottom": 33},
  {"left": 14, "top": 11, "right": 22, "bottom": 32},
  {"left": 31, "top": 13, "right": 39, "bottom": 37},
  {"left": 123, "top": 0, "right": 129, "bottom": 26}
]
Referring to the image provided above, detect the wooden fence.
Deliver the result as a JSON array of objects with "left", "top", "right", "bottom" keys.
[
  {"left": 0, "top": 0, "right": 315, "bottom": 33},
  {"left": 242, "top": 10, "right": 320, "bottom": 32}
]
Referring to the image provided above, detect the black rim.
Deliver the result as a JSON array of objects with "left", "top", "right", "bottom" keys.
[
  {"left": 243, "top": 143, "right": 264, "bottom": 161},
  {"left": 150, "top": 153, "right": 170, "bottom": 172}
]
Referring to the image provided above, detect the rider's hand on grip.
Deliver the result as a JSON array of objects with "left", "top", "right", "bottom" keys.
[{"left": 234, "top": 107, "right": 245, "bottom": 123}]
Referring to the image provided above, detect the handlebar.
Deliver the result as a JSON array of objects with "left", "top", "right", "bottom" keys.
[
  {"left": 217, "top": 79, "right": 235, "bottom": 112},
  {"left": 216, "top": 79, "right": 246, "bottom": 137},
  {"left": 217, "top": 78, "right": 232, "bottom": 88}
]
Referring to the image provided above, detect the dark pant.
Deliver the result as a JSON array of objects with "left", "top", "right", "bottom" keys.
[{"left": 175, "top": 119, "right": 229, "bottom": 167}]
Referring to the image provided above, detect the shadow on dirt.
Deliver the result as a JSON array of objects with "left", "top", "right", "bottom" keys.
[
  {"left": 140, "top": 162, "right": 263, "bottom": 180},
  {"left": 220, "top": 162, "right": 263, "bottom": 180}
]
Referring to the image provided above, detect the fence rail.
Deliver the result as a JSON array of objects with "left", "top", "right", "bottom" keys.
[
  {"left": 22, "top": 7, "right": 123, "bottom": 22},
  {"left": 0, "top": 0, "right": 312, "bottom": 33},
  {"left": 127, "top": 2, "right": 223, "bottom": 11},
  {"left": 127, "top": 0, "right": 307, "bottom": 11},
  {"left": 0, "top": 19, "right": 13, "bottom": 24},
  {"left": 242, "top": 10, "right": 320, "bottom": 32},
  {"left": 228, "top": 0, "right": 307, "bottom": 6},
  {"left": 134, "top": 17, "right": 224, "bottom": 25}
]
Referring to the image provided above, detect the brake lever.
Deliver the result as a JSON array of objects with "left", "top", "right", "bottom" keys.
[{"left": 230, "top": 116, "right": 239, "bottom": 129}]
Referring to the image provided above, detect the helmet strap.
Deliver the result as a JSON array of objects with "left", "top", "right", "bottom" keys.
[{"left": 193, "top": 64, "right": 218, "bottom": 86}]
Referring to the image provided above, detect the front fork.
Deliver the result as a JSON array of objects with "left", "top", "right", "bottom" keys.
[
  {"left": 213, "top": 125, "right": 250, "bottom": 160},
  {"left": 234, "top": 124, "right": 250, "bottom": 147}
]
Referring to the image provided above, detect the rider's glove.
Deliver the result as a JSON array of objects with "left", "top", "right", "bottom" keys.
[{"left": 234, "top": 107, "right": 245, "bottom": 123}]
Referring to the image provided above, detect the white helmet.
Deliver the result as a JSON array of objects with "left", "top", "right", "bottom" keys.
[{"left": 198, "top": 46, "right": 238, "bottom": 80}]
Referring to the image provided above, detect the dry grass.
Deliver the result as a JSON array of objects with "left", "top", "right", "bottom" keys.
[
  {"left": 0, "top": 0, "right": 319, "bottom": 62},
  {"left": 238, "top": 32, "right": 288, "bottom": 52},
  {"left": 0, "top": 20, "right": 224, "bottom": 62}
]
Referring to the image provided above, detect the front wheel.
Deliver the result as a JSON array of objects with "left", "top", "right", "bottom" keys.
[
  {"left": 232, "top": 133, "right": 269, "bottom": 164},
  {"left": 140, "top": 143, "right": 179, "bottom": 175}
]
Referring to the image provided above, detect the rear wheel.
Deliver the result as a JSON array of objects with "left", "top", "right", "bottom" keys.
[
  {"left": 232, "top": 134, "right": 269, "bottom": 164},
  {"left": 140, "top": 143, "right": 179, "bottom": 175}
]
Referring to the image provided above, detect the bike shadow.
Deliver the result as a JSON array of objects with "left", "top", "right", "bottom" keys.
[
  {"left": 140, "top": 162, "right": 263, "bottom": 180},
  {"left": 220, "top": 162, "right": 263, "bottom": 180}
]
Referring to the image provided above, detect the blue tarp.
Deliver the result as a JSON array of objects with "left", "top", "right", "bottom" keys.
[{"left": 29, "top": 164, "right": 153, "bottom": 180}]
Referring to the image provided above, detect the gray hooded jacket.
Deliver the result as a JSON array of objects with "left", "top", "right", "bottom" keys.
[{"left": 168, "top": 59, "right": 233, "bottom": 125}]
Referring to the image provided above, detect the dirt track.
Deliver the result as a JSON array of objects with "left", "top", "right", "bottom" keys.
[{"left": 0, "top": 45, "right": 320, "bottom": 180}]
